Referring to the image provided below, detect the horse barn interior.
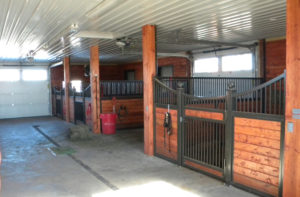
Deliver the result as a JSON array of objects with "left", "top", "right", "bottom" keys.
[{"left": 1, "top": 0, "right": 300, "bottom": 197}]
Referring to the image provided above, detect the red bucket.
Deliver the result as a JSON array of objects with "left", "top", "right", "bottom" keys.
[{"left": 100, "top": 113, "right": 117, "bottom": 135}]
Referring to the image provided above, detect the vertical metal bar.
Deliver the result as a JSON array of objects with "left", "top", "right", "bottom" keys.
[
  {"left": 209, "top": 122, "right": 212, "bottom": 165},
  {"left": 73, "top": 89, "right": 76, "bottom": 124},
  {"left": 260, "top": 89, "right": 263, "bottom": 113},
  {"left": 83, "top": 90, "right": 86, "bottom": 124},
  {"left": 177, "top": 84, "right": 184, "bottom": 165},
  {"left": 274, "top": 82, "right": 277, "bottom": 114},
  {"left": 216, "top": 124, "right": 218, "bottom": 167},
  {"left": 269, "top": 85, "right": 272, "bottom": 114},
  {"left": 60, "top": 89, "right": 63, "bottom": 119},
  {"left": 279, "top": 80, "right": 282, "bottom": 115},
  {"left": 264, "top": 87, "right": 267, "bottom": 113},
  {"left": 197, "top": 120, "right": 200, "bottom": 161},
  {"left": 193, "top": 120, "right": 197, "bottom": 159},
  {"left": 224, "top": 86, "right": 236, "bottom": 183},
  {"left": 256, "top": 90, "right": 258, "bottom": 113}
]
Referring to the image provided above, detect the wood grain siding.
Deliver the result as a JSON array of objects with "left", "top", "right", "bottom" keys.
[
  {"left": 234, "top": 173, "right": 278, "bottom": 197},
  {"left": 185, "top": 109, "right": 223, "bottom": 120},
  {"left": 233, "top": 117, "right": 281, "bottom": 196},
  {"left": 143, "top": 25, "right": 156, "bottom": 156},
  {"left": 101, "top": 98, "right": 143, "bottom": 129},
  {"left": 184, "top": 160, "right": 223, "bottom": 178},
  {"left": 90, "top": 46, "right": 101, "bottom": 134},
  {"left": 155, "top": 107, "right": 178, "bottom": 161}
]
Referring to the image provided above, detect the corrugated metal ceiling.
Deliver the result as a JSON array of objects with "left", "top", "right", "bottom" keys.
[{"left": 0, "top": 0, "right": 286, "bottom": 64}]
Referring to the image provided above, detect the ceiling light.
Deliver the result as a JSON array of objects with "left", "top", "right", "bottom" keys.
[
  {"left": 70, "top": 24, "right": 79, "bottom": 33},
  {"left": 116, "top": 41, "right": 126, "bottom": 48},
  {"left": 75, "top": 31, "right": 124, "bottom": 39}
]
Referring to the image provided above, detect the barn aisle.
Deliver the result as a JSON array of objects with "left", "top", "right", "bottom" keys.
[{"left": 0, "top": 117, "right": 256, "bottom": 197}]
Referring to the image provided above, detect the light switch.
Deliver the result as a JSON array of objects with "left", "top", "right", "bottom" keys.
[{"left": 287, "top": 122, "right": 294, "bottom": 133}]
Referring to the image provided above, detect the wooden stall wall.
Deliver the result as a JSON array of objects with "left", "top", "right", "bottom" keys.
[
  {"left": 61, "top": 97, "right": 75, "bottom": 123},
  {"left": 54, "top": 96, "right": 143, "bottom": 130},
  {"left": 101, "top": 57, "right": 191, "bottom": 80},
  {"left": 50, "top": 65, "right": 90, "bottom": 89},
  {"left": 158, "top": 57, "right": 191, "bottom": 77},
  {"left": 101, "top": 98, "right": 144, "bottom": 129},
  {"left": 51, "top": 66, "right": 64, "bottom": 89},
  {"left": 50, "top": 57, "right": 190, "bottom": 90},
  {"left": 233, "top": 117, "right": 281, "bottom": 197},
  {"left": 265, "top": 39, "right": 286, "bottom": 81},
  {"left": 155, "top": 107, "right": 178, "bottom": 161},
  {"left": 100, "top": 65, "right": 126, "bottom": 80}
]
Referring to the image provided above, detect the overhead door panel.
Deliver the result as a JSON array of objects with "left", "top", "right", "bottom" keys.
[{"left": 0, "top": 67, "right": 50, "bottom": 119}]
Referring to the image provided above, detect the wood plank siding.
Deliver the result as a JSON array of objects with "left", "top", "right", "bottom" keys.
[{"left": 233, "top": 117, "right": 281, "bottom": 196}]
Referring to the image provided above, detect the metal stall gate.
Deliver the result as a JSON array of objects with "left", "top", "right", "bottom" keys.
[
  {"left": 154, "top": 72, "right": 286, "bottom": 197},
  {"left": 181, "top": 91, "right": 226, "bottom": 179},
  {"left": 53, "top": 88, "right": 63, "bottom": 118}
]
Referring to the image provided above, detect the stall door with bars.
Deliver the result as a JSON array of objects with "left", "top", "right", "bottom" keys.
[{"left": 0, "top": 67, "right": 50, "bottom": 119}]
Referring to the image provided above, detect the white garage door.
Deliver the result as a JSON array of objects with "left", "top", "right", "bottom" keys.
[{"left": 0, "top": 67, "right": 50, "bottom": 119}]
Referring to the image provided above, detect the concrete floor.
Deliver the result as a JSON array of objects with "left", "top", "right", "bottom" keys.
[{"left": 0, "top": 117, "right": 257, "bottom": 197}]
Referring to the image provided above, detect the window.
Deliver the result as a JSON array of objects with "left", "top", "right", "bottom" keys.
[
  {"left": 0, "top": 69, "right": 20, "bottom": 81},
  {"left": 222, "top": 53, "right": 252, "bottom": 72},
  {"left": 22, "top": 69, "right": 47, "bottom": 81},
  {"left": 125, "top": 70, "right": 135, "bottom": 80},
  {"left": 71, "top": 80, "right": 82, "bottom": 92},
  {"left": 194, "top": 58, "right": 218, "bottom": 73},
  {"left": 158, "top": 66, "right": 173, "bottom": 77}
]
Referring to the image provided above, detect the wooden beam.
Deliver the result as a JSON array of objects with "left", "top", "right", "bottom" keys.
[
  {"left": 63, "top": 56, "right": 70, "bottom": 122},
  {"left": 142, "top": 25, "right": 156, "bottom": 155},
  {"left": 90, "top": 46, "right": 101, "bottom": 134},
  {"left": 283, "top": 0, "right": 300, "bottom": 196}
]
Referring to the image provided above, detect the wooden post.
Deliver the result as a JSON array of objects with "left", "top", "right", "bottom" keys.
[
  {"left": 63, "top": 56, "right": 70, "bottom": 122},
  {"left": 90, "top": 46, "right": 101, "bottom": 134},
  {"left": 142, "top": 25, "right": 156, "bottom": 156},
  {"left": 283, "top": 0, "right": 300, "bottom": 196}
]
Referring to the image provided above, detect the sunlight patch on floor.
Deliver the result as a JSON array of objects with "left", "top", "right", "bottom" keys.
[{"left": 92, "top": 181, "right": 201, "bottom": 197}]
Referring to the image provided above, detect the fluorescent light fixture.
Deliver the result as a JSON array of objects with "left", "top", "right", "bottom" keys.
[{"left": 75, "top": 31, "right": 124, "bottom": 39}]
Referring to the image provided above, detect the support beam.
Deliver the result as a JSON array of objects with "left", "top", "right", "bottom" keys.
[
  {"left": 283, "top": 0, "right": 300, "bottom": 196},
  {"left": 142, "top": 25, "right": 156, "bottom": 156},
  {"left": 90, "top": 46, "right": 101, "bottom": 134},
  {"left": 63, "top": 57, "right": 70, "bottom": 122}
]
